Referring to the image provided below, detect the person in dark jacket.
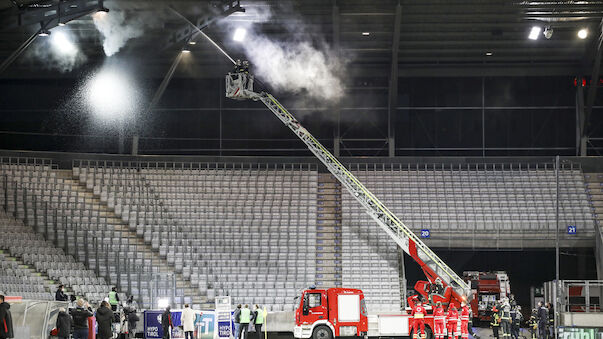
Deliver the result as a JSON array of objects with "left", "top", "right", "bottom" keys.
[
  {"left": 161, "top": 306, "right": 172, "bottom": 339},
  {"left": 537, "top": 302, "right": 548, "bottom": 339},
  {"left": 127, "top": 307, "right": 140, "bottom": 338},
  {"left": 96, "top": 301, "right": 114, "bottom": 339},
  {"left": 0, "top": 295, "right": 13, "bottom": 339},
  {"left": 56, "top": 308, "right": 73, "bottom": 339},
  {"left": 55, "top": 285, "right": 69, "bottom": 302},
  {"left": 70, "top": 299, "right": 93, "bottom": 339}
]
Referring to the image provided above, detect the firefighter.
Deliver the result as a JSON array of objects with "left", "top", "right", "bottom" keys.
[
  {"left": 411, "top": 298, "right": 427, "bottom": 339},
  {"left": 500, "top": 297, "right": 512, "bottom": 339},
  {"left": 537, "top": 302, "right": 548, "bottom": 339},
  {"left": 460, "top": 301, "right": 470, "bottom": 339},
  {"left": 446, "top": 304, "right": 459, "bottom": 339},
  {"left": 434, "top": 301, "right": 446, "bottom": 339},
  {"left": 528, "top": 309, "right": 538, "bottom": 339},
  {"left": 511, "top": 305, "right": 522, "bottom": 339},
  {"left": 490, "top": 303, "right": 501, "bottom": 339}
]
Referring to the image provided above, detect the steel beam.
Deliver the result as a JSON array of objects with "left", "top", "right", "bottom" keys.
[
  {"left": 387, "top": 2, "right": 401, "bottom": 158},
  {"left": 165, "top": 0, "right": 244, "bottom": 49},
  {"left": 333, "top": 0, "right": 341, "bottom": 157},
  {"left": 0, "top": 28, "right": 38, "bottom": 76},
  {"left": 576, "top": 80, "right": 587, "bottom": 156},
  {"left": 0, "top": 0, "right": 106, "bottom": 31},
  {"left": 585, "top": 18, "right": 603, "bottom": 140}
]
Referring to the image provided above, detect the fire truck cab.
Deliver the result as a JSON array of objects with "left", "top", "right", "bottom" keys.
[{"left": 294, "top": 288, "right": 369, "bottom": 339}]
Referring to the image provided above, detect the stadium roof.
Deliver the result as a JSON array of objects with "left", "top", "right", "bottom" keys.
[{"left": 0, "top": 0, "right": 602, "bottom": 78}]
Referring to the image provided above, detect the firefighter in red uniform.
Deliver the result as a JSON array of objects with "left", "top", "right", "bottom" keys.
[
  {"left": 447, "top": 304, "right": 459, "bottom": 339},
  {"left": 411, "top": 298, "right": 427, "bottom": 339},
  {"left": 434, "top": 301, "right": 446, "bottom": 339},
  {"left": 460, "top": 301, "right": 470, "bottom": 339}
]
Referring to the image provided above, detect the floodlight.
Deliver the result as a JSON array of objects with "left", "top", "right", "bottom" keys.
[
  {"left": 51, "top": 31, "right": 77, "bottom": 56},
  {"left": 233, "top": 28, "right": 247, "bottom": 42},
  {"left": 157, "top": 298, "right": 170, "bottom": 309},
  {"left": 362, "top": 32, "right": 370, "bottom": 36},
  {"left": 97, "top": 7, "right": 109, "bottom": 13},
  {"left": 528, "top": 26, "right": 541, "bottom": 40},
  {"left": 578, "top": 29, "right": 588, "bottom": 39},
  {"left": 182, "top": 47, "right": 191, "bottom": 53},
  {"left": 543, "top": 26, "right": 553, "bottom": 39},
  {"left": 188, "top": 41, "right": 196, "bottom": 45},
  {"left": 485, "top": 52, "right": 493, "bottom": 56},
  {"left": 39, "top": 29, "right": 50, "bottom": 37},
  {"left": 58, "top": 22, "right": 66, "bottom": 26}
]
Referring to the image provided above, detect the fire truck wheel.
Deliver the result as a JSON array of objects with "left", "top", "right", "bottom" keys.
[
  {"left": 312, "top": 326, "right": 332, "bottom": 339},
  {"left": 410, "top": 326, "right": 433, "bottom": 339}
]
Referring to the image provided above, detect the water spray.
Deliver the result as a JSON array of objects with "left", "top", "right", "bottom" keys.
[{"left": 168, "top": 6, "right": 236, "bottom": 65}]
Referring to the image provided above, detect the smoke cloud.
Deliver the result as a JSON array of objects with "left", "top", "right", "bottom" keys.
[
  {"left": 224, "top": 1, "right": 348, "bottom": 102},
  {"left": 92, "top": 11, "right": 145, "bottom": 57},
  {"left": 22, "top": 28, "right": 87, "bottom": 72},
  {"left": 243, "top": 37, "right": 345, "bottom": 102}
]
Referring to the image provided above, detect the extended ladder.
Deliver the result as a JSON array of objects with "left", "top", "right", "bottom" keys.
[{"left": 226, "top": 73, "right": 471, "bottom": 302}]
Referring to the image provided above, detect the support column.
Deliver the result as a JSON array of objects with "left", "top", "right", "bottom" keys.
[
  {"left": 333, "top": 1, "right": 341, "bottom": 157},
  {"left": 576, "top": 80, "right": 587, "bottom": 156},
  {"left": 387, "top": 2, "right": 402, "bottom": 158}
]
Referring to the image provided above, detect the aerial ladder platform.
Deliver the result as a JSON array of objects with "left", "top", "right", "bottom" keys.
[{"left": 225, "top": 71, "right": 471, "bottom": 306}]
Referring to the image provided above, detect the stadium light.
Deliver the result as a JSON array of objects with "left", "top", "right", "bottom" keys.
[
  {"left": 362, "top": 32, "right": 370, "bottom": 36},
  {"left": 578, "top": 29, "right": 588, "bottom": 39},
  {"left": 51, "top": 31, "right": 77, "bottom": 56},
  {"left": 38, "top": 29, "right": 50, "bottom": 37},
  {"left": 486, "top": 52, "right": 493, "bottom": 56},
  {"left": 157, "top": 298, "right": 170, "bottom": 309},
  {"left": 233, "top": 28, "right": 247, "bottom": 42},
  {"left": 528, "top": 26, "right": 541, "bottom": 40},
  {"left": 181, "top": 47, "right": 191, "bottom": 53}
]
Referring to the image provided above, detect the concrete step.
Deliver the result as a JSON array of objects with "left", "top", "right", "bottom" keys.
[
  {"left": 317, "top": 201, "right": 340, "bottom": 207},
  {"left": 583, "top": 173, "right": 603, "bottom": 182}
]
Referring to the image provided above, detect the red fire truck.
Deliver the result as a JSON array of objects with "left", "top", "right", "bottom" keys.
[
  {"left": 294, "top": 287, "right": 438, "bottom": 339},
  {"left": 463, "top": 271, "right": 511, "bottom": 322}
]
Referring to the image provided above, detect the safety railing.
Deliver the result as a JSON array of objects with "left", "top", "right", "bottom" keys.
[{"left": 546, "top": 280, "right": 603, "bottom": 313}]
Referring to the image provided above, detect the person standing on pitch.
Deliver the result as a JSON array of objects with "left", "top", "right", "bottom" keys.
[
  {"left": 234, "top": 304, "right": 242, "bottom": 339},
  {"left": 108, "top": 287, "right": 119, "bottom": 312},
  {"left": 238, "top": 304, "right": 252, "bottom": 339},
  {"left": 253, "top": 305, "right": 265, "bottom": 339},
  {"left": 70, "top": 299, "right": 93, "bottom": 339},
  {"left": 162, "top": 306, "right": 173, "bottom": 339},
  {"left": 0, "top": 295, "right": 13, "bottom": 339},
  {"left": 182, "top": 304, "right": 195, "bottom": 339},
  {"left": 433, "top": 301, "right": 446, "bottom": 339},
  {"left": 411, "top": 298, "right": 427, "bottom": 339},
  {"left": 460, "top": 301, "right": 470, "bottom": 339},
  {"left": 446, "top": 304, "right": 459, "bottom": 339},
  {"left": 490, "top": 303, "right": 501, "bottom": 339},
  {"left": 537, "top": 302, "right": 548, "bottom": 339},
  {"left": 500, "top": 298, "right": 512, "bottom": 339}
]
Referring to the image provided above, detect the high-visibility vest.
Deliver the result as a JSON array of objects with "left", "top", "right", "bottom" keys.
[
  {"left": 491, "top": 313, "right": 500, "bottom": 327},
  {"left": 109, "top": 291, "right": 118, "bottom": 305},
  {"left": 255, "top": 309, "right": 264, "bottom": 324},
  {"left": 240, "top": 308, "right": 251, "bottom": 323}
]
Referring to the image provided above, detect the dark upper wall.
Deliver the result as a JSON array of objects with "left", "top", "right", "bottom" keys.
[{"left": 1, "top": 76, "right": 602, "bottom": 156}]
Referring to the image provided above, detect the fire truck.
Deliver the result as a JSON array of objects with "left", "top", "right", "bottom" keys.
[
  {"left": 226, "top": 70, "right": 471, "bottom": 339},
  {"left": 463, "top": 271, "right": 511, "bottom": 322}
]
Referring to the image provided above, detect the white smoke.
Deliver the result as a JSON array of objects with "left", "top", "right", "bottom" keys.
[
  {"left": 224, "top": 1, "right": 348, "bottom": 101},
  {"left": 22, "top": 27, "right": 87, "bottom": 72},
  {"left": 92, "top": 11, "right": 145, "bottom": 57},
  {"left": 243, "top": 37, "right": 345, "bottom": 101}
]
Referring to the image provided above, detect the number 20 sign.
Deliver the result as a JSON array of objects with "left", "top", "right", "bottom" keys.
[{"left": 420, "top": 229, "right": 430, "bottom": 238}]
